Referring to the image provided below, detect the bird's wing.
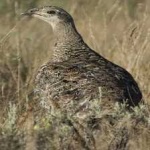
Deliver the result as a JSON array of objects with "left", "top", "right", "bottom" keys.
[
  {"left": 106, "top": 62, "right": 142, "bottom": 105},
  {"left": 34, "top": 61, "right": 103, "bottom": 113}
]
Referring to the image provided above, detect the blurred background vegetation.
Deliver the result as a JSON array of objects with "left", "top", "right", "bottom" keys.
[
  {"left": 0, "top": 0, "right": 149, "bottom": 120},
  {"left": 0, "top": 0, "right": 150, "bottom": 149}
]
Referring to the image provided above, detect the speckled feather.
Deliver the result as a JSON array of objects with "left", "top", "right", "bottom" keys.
[{"left": 35, "top": 43, "right": 142, "bottom": 108}]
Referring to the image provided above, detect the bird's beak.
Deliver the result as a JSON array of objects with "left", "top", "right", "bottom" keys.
[
  {"left": 21, "top": 8, "right": 39, "bottom": 17},
  {"left": 20, "top": 12, "right": 32, "bottom": 16}
]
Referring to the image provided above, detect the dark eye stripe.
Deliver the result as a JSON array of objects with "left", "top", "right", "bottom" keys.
[{"left": 47, "top": 10, "right": 56, "bottom": 14}]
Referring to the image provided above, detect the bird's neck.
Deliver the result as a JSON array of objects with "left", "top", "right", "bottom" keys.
[{"left": 51, "top": 22, "right": 87, "bottom": 62}]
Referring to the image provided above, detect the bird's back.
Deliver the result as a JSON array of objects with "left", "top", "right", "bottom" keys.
[{"left": 35, "top": 46, "right": 142, "bottom": 111}]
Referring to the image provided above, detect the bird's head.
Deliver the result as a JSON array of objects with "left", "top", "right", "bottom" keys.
[{"left": 22, "top": 6, "right": 74, "bottom": 29}]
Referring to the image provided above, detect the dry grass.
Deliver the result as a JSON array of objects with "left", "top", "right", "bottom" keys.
[{"left": 0, "top": 0, "right": 150, "bottom": 150}]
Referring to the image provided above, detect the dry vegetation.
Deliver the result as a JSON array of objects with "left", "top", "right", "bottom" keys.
[{"left": 0, "top": 0, "right": 150, "bottom": 150}]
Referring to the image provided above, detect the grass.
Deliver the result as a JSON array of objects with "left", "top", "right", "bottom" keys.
[{"left": 0, "top": 0, "right": 150, "bottom": 149}]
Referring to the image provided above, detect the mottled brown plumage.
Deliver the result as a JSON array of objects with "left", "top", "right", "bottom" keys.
[{"left": 23, "top": 6, "right": 142, "bottom": 114}]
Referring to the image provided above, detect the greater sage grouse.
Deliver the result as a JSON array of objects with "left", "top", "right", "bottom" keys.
[{"left": 23, "top": 6, "right": 142, "bottom": 112}]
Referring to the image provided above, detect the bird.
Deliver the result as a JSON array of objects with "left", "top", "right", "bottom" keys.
[{"left": 22, "top": 6, "right": 142, "bottom": 114}]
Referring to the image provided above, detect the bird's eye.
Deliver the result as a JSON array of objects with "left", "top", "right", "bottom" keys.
[{"left": 47, "top": 10, "right": 56, "bottom": 14}]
